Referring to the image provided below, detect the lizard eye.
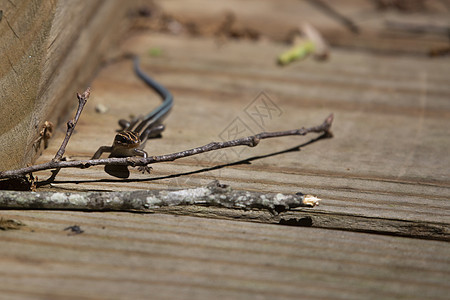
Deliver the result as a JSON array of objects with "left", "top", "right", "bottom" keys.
[{"left": 114, "top": 134, "right": 129, "bottom": 145}]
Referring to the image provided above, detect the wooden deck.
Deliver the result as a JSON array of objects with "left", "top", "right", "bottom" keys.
[
  {"left": 1, "top": 0, "right": 449, "bottom": 299},
  {"left": 1, "top": 211, "right": 449, "bottom": 299}
]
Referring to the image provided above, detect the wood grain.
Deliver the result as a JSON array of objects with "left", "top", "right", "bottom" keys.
[
  {"left": 157, "top": 0, "right": 450, "bottom": 55},
  {"left": 1, "top": 210, "right": 449, "bottom": 300},
  {"left": 1, "top": 1, "right": 449, "bottom": 298},
  {"left": 0, "top": 0, "right": 136, "bottom": 171},
  {"left": 30, "top": 33, "right": 450, "bottom": 240}
]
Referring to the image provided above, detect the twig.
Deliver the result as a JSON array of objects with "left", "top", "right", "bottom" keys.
[
  {"left": 385, "top": 20, "right": 450, "bottom": 36},
  {"left": 305, "top": 0, "right": 359, "bottom": 34},
  {"left": 53, "top": 88, "right": 90, "bottom": 162},
  {"left": 277, "top": 23, "right": 329, "bottom": 65},
  {"left": 301, "top": 22, "right": 329, "bottom": 60},
  {"left": 0, "top": 114, "right": 333, "bottom": 179},
  {"left": 0, "top": 180, "right": 320, "bottom": 213},
  {"left": 33, "top": 121, "right": 54, "bottom": 151}
]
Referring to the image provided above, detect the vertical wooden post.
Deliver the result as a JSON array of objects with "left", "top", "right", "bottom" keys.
[{"left": 0, "top": 0, "right": 136, "bottom": 171}]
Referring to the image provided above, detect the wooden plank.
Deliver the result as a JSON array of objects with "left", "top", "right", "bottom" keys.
[
  {"left": 0, "top": 0, "right": 136, "bottom": 171},
  {"left": 154, "top": 0, "right": 450, "bottom": 54},
  {"left": 1, "top": 210, "right": 449, "bottom": 300},
  {"left": 1, "top": 1, "right": 449, "bottom": 298},
  {"left": 145, "top": 206, "right": 450, "bottom": 241},
  {"left": 30, "top": 33, "right": 450, "bottom": 239}
]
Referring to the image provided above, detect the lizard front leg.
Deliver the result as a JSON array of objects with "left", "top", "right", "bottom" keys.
[
  {"left": 91, "top": 146, "right": 113, "bottom": 159},
  {"left": 133, "top": 148, "right": 152, "bottom": 174}
]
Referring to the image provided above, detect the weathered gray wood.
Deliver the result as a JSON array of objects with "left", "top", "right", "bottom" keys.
[
  {"left": 146, "top": 206, "right": 450, "bottom": 241},
  {"left": 0, "top": 0, "right": 136, "bottom": 171},
  {"left": 1, "top": 1, "right": 449, "bottom": 299},
  {"left": 157, "top": 0, "right": 450, "bottom": 55},
  {"left": 1, "top": 187, "right": 448, "bottom": 241},
  {"left": 1, "top": 210, "right": 449, "bottom": 300},
  {"left": 29, "top": 32, "right": 449, "bottom": 239}
]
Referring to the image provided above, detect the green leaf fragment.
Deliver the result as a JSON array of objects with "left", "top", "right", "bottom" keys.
[
  {"left": 149, "top": 47, "right": 163, "bottom": 57},
  {"left": 277, "top": 41, "right": 315, "bottom": 65}
]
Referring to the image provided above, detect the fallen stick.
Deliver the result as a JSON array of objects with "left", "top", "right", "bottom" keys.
[{"left": 0, "top": 180, "right": 320, "bottom": 213}]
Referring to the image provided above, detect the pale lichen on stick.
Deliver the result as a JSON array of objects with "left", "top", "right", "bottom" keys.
[{"left": 0, "top": 181, "right": 320, "bottom": 214}]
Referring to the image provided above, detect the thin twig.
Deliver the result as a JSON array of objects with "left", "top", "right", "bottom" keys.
[
  {"left": 0, "top": 180, "right": 320, "bottom": 213},
  {"left": 0, "top": 114, "right": 333, "bottom": 179},
  {"left": 53, "top": 88, "right": 90, "bottom": 162},
  {"left": 305, "top": 0, "right": 359, "bottom": 34},
  {"left": 301, "top": 22, "right": 329, "bottom": 60},
  {"left": 384, "top": 20, "right": 450, "bottom": 36}
]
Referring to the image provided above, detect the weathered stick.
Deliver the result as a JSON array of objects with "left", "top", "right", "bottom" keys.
[
  {"left": 53, "top": 88, "right": 90, "bottom": 161},
  {"left": 0, "top": 114, "right": 333, "bottom": 179},
  {"left": 0, "top": 180, "right": 320, "bottom": 213},
  {"left": 305, "top": 0, "right": 359, "bottom": 34}
]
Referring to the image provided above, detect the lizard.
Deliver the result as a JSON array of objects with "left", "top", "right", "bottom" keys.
[{"left": 91, "top": 56, "right": 173, "bottom": 175}]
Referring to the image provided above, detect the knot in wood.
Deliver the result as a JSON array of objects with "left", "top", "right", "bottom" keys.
[
  {"left": 81, "top": 162, "right": 91, "bottom": 169},
  {"left": 248, "top": 137, "right": 260, "bottom": 147},
  {"left": 67, "top": 120, "right": 75, "bottom": 129}
]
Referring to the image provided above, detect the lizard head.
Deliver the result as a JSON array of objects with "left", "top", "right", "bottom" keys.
[{"left": 113, "top": 131, "right": 141, "bottom": 149}]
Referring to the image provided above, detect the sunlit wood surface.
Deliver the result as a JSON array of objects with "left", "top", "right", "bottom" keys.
[
  {"left": 1, "top": 211, "right": 450, "bottom": 299},
  {"left": 1, "top": 0, "right": 449, "bottom": 298}
]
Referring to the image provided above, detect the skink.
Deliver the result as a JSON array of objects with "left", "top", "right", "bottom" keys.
[{"left": 91, "top": 57, "right": 173, "bottom": 160}]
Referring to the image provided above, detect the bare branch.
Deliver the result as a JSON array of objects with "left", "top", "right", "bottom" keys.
[
  {"left": 0, "top": 114, "right": 333, "bottom": 180},
  {"left": 305, "top": 0, "right": 359, "bottom": 34},
  {"left": 53, "top": 88, "right": 90, "bottom": 162}
]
